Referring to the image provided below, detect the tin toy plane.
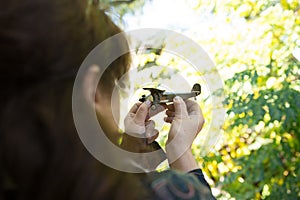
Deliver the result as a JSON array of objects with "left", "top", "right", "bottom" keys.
[{"left": 139, "top": 83, "right": 201, "bottom": 109}]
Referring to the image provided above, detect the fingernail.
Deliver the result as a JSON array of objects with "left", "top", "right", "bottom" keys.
[
  {"left": 145, "top": 100, "right": 151, "bottom": 107},
  {"left": 174, "top": 96, "right": 181, "bottom": 101}
]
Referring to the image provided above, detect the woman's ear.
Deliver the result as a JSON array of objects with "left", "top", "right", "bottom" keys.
[{"left": 82, "top": 65, "right": 102, "bottom": 111}]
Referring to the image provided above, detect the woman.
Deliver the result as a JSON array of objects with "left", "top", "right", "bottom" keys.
[{"left": 0, "top": 0, "right": 215, "bottom": 199}]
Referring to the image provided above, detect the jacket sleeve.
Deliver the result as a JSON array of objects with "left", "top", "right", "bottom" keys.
[
  {"left": 188, "top": 168, "right": 212, "bottom": 192},
  {"left": 149, "top": 169, "right": 216, "bottom": 200}
]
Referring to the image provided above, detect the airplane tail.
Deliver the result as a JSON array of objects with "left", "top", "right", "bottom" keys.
[{"left": 191, "top": 83, "right": 201, "bottom": 95}]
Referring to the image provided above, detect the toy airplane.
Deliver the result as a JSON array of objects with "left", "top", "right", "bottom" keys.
[{"left": 139, "top": 83, "right": 201, "bottom": 109}]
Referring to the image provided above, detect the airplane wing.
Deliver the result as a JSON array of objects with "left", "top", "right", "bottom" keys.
[{"left": 143, "top": 88, "right": 165, "bottom": 93}]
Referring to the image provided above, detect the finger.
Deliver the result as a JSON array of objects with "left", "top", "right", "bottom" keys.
[
  {"left": 149, "top": 104, "right": 166, "bottom": 118},
  {"left": 164, "top": 116, "right": 174, "bottom": 123},
  {"left": 185, "top": 100, "right": 205, "bottom": 132},
  {"left": 145, "top": 120, "right": 155, "bottom": 134},
  {"left": 147, "top": 129, "right": 159, "bottom": 144},
  {"left": 166, "top": 110, "right": 175, "bottom": 117},
  {"left": 145, "top": 120, "right": 156, "bottom": 138},
  {"left": 173, "top": 96, "right": 188, "bottom": 118},
  {"left": 128, "top": 102, "right": 143, "bottom": 114},
  {"left": 134, "top": 100, "right": 151, "bottom": 125},
  {"left": 185, "top": 99, "right": 201, "bottom": 115}
]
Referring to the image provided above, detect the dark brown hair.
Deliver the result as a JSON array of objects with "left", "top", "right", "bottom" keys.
[{"left": 0, "top": 0, "right": 147, "bottom": 199}]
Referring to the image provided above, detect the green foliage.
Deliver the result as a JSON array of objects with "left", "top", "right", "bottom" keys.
[{"left": 194, "top": 0, "right": 300, "bottom": 199}]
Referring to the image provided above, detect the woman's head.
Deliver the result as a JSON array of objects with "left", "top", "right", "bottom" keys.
[
  {"left": 0, "top": 0, "right": 130, "bottom": 98},
  {"left": 0, "top": 0, "right": 137, "bottom": 199},
  {"left": 0, "top": 0, "right": 131, "bottom": 139}
]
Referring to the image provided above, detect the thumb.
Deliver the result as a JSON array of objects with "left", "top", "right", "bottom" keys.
[
  {"left": 134, "top": 100, "right": 151, "bottom": 125},
  {"left": 173, "top": 96, "right": 188, "bottom": 118}
]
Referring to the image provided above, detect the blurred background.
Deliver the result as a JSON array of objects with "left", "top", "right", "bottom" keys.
[{"left": 97, "top": 0, "right": 299, "bottom": 199}]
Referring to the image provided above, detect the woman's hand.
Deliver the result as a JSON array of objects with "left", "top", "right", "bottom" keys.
[
  {"left": 164, "top": 96, "right": 205, "bottom": 171},
  {"left": 121, "top": 101, "right": 166, "bottom": 171},
  {"left": 124, "top": 101, "right": 165, "bottom": 144}
]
